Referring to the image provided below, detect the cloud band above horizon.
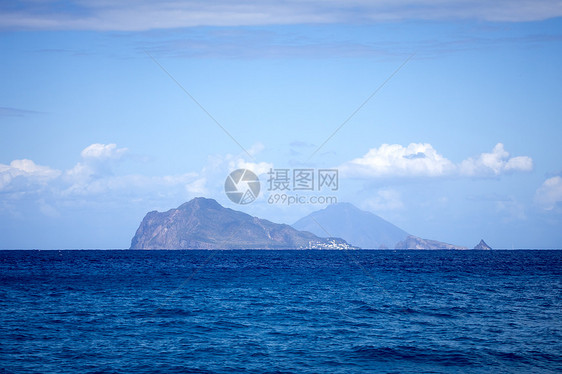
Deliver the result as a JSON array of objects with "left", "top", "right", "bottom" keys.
[
  {"left": 1, "top": 0, "right": 562, "bottom": 31},
  {"left": 340, "top": 142, "right": 533, "bottom": 179}
]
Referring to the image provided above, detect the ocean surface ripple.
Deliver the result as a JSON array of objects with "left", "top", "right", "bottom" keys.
[{"left": 1, "top": 250, "right": 561, "bottom": 373}]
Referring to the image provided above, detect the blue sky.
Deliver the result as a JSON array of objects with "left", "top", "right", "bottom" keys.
[{"left": 1, "top": 1, "right": 562, "bottom": 249}]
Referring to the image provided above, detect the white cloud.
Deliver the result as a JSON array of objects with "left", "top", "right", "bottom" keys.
[
  {"left": 234, "top": 160, "right": 274, "bottom": 176},
  {"left": 203, "top": 143, "right": 273, "bottom": 177},
  {"left": 341, "top": 143, "right": 455, "bottom": 178},
  {"left": 459, "top": 143, "right": 533, "bottom": 176},
  {"left": 185, "top": 178, "right": 207, "bottom": 195},
  {"left": 0, "top": 141, "right": 279, "bottom": 221},
  {"left": 1, "top": 0, "right": 561, "bottom": 31},
  {"left": 505, "top": 156, "right": 534, "bottom": 172},
  {"left": 341, "top": 142, "right": 533, "bottom": 179},
  {"left": 64, "top": 162, "right": 94, "bottom": 184},
  {"left": 62, "top": 142, "right": 204, "bottom": 198},
  {"left": 7, "top": 159, "right": 60, "bottom": 177},
  {"left": 80, "top": 143, "right": 127, "bottom": 160},
  {"left": 0, "top": 159, "right": 61, "bottom": 191},
  {"left": 60, "top": 172, "right": 202, "bottom": 198},
  {"left": 0, "top": 143, "right": 206, "bottom": 206},
  {"left": 535, "top": 176, "right": 562, "bottom": 210},
  {"left": 232, "top": 143, "right": 273, "bottom": 175},
  {"left": 61, "top": 143, "right": 129, "bottom": 186}
]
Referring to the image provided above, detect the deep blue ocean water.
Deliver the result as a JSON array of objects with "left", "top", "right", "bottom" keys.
[{"left": 1, "top": 250, "right": 561, "bottom": 374}]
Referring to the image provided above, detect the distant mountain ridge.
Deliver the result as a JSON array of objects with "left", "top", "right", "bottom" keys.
[
  {"left": 130, "top": 198, "right": 353, "bottom": 249},
  {"left": 131, "top": 198, "right": 472, "bottom": 250},
  {"left": 293, "top": 202, "right": 466, "bottom": 250},
  {"left": 293, "top": 203, "right": 408, "bottom": 249}
]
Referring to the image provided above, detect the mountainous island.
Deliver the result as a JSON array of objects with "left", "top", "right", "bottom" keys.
[
  {"left": 474, "top": 239, "right": 492, "bottom": 250},
  {"left": 293, "top": 203, "right": 466, "bottom": 250},
  {"left": 394, "top": 235, "right": 466, "bottom": 250},
  {"left": 131, "top": 197, "right": 484, "bottom": 250},
  {"left": 130, "top": 197, "right": 354, "bottom": 249}
]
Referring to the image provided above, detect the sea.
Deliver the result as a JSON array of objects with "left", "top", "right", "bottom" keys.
[{"left": 1, "top": 250, "right": 561, "bottom": 373}]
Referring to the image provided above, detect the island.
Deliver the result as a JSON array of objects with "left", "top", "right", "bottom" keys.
[
  {"left": 473, "top": 239, "right": 492, "bottom": 250},
  {"left": 293, "top": 202, "right": 467, "bottom": 250},
  {"left": 130, "top": 197, "right": 355, "bottom": 249},
  {"left": 131, "top": 197, "right": 486, "bottom": 250}
]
